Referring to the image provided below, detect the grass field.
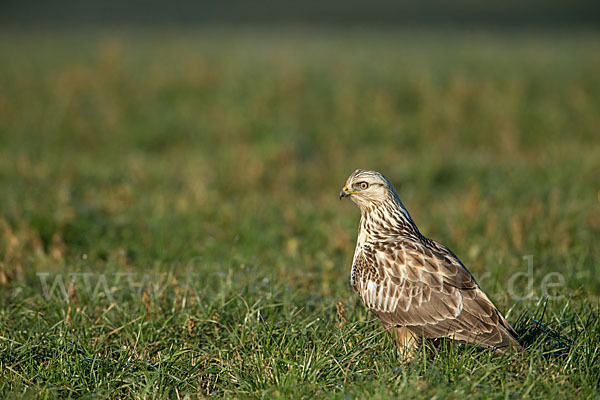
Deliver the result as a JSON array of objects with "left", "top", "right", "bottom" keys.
[{"left": 0, "top": 29, "right": 599, "bottom": 398}]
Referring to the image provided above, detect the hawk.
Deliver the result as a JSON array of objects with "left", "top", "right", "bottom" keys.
[{"left": 339, "top": 169, "right": 521, "bottom": 356}]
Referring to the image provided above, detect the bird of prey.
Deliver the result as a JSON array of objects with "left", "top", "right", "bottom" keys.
[{"left": 339, "top": 169, "right": 521, "bottom": 356}]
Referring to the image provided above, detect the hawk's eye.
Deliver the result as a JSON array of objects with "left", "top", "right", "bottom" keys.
[{"left": 359, "top": 182, "right": 369, "bottom": 190}]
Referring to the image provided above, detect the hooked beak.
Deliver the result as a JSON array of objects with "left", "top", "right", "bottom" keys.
[{"left": 339, "top": 185, "right": 350, "bottom": 200}]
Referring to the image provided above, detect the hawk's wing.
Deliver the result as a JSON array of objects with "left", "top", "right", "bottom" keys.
[{"left": 354, "top": 239, "right": 520, "bottom": 349}]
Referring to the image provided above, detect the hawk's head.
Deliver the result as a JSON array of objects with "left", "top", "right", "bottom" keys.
[{"left": 339, "top": 169, "right": 398, "bottom": 208}]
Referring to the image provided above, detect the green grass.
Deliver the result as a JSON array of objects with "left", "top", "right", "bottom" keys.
[{"left": 0, "top": 29, "right": 599, "bottom": 398}]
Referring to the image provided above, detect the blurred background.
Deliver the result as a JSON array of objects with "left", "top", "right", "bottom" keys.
[
  {"left": 4, "top": 0, "right": 600, "bottom": 27},
  {"left": 1, "top": 1, "right": 599, "bottom": 295}
]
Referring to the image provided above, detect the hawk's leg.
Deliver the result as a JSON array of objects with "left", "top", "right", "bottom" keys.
[{"left": 388, "top": 326, "right": 419, "bottom": 359}]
